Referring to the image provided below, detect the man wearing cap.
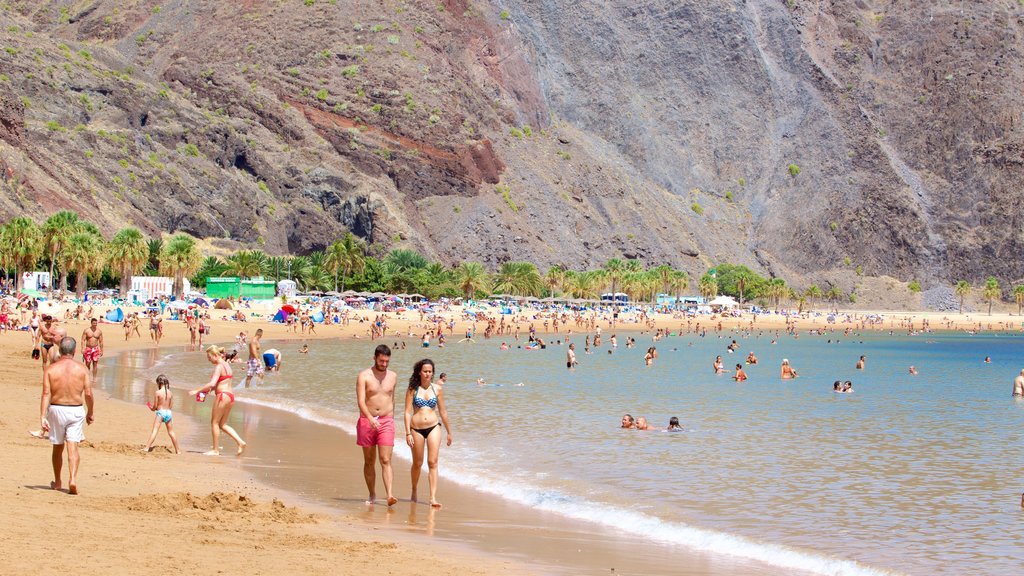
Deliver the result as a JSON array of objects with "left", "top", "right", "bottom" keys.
[
  {"left": 40, "top": 336, "right": 94, "bottom": 495},
  {"left": 81, "top": 318, "right": 104, "bottom": 380}
]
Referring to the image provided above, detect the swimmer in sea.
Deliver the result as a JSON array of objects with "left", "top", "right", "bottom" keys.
[
  {"left": 713, "top": 355, "right": 726, "bottom": 374},
  {"left": 780, "top": 358, "right": 798, "bottom": 379},
  {"left": 842, "top": 380, "right": 853, "bottom": 393},
  {"left": 733, "top": 364, "right": 748, "bottom": 382},
  {"left": 909, "top": 365, "right": 918, "bottom": 375},
  {"left": 666, "top": 416, "right": 683, "bottom": 431},
  {"left": 1013, "top": 369, "right": 1024, "bottom": 397},
  {"left": 620, "top": 414, "right": 635, "bottom": 429},
  {"left": 833, "top": 381, "right": 843, "bottom": 393},
  {"left": 856, "top": 355, "right": 865, "bottom": 370},
  {"left": 746, "top": 351, "right": 758, "bottom": 364},
  {"left": 635, "top": 417, "right": 650, "bottom": 430}
]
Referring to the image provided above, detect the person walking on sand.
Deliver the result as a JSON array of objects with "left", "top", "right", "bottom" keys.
[
  {"left": 1013, "top": 369, "right": 1024, "bottom": 397},
  {"left": 356, "top": 344, "right": 399, "bottom": 506},
  {"left": 39, "top": 337, "right": 94, "bottom": 495},
  {"left": 245, "top": 328, "right": 264, "bottom": 388},
  {"left": 81, "top": 317, "right": 103, "bottom": 381},
  {"left": 189, "top": 345, "right": 246, "bottom": 456},
  {"left": 144, "top": 374, "right": 181, "bottom": 454},
  {"left": 404, "top": 358, "right": 453, "bottom": 509}
]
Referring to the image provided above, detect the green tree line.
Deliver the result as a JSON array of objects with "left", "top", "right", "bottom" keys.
[{"left": 0, "top": 213, "right": 1021, "bottom": 312}]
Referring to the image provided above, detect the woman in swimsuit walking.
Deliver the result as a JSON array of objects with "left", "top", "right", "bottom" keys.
[
  {"left": 189, "top": 345, "right": 246, "bottom": 456},
  {"left": 403, "top": 358, "right": 452, "bottom": 509}
]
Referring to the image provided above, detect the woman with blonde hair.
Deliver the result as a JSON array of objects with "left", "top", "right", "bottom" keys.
[
  {"left": 189, "top": 345, "right": 246, "bottom": 456},
  {"left": 780, "top": 358, "right": 798, "bottom": 379}
]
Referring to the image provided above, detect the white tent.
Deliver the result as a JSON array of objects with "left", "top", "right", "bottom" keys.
[
  {"left": 277, "top": 279, "right": 297, "bottom": 297},
  {"left": 708, "top": 296, "right": 739, "bottom": 308}
]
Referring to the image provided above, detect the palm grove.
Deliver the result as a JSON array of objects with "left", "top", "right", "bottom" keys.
[{"left": 1, "top": 212, "right": 1022, "bottom": 314}]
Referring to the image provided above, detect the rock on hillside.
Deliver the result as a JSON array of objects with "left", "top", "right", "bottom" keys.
[{"left": 0, "top": 0, "right": 1022, "bottom": 289}]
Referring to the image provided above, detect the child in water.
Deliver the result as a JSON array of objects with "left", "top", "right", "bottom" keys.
[{"left": 144, "top": 374, "right": 181, "bottom": 454}]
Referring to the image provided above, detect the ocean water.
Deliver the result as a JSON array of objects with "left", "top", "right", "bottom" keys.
[{"left": 108, "top": 329, "right": 1024, "bottom": 575}]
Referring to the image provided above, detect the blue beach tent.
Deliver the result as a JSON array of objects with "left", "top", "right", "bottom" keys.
[{"left": 105, "top": 308, "right": 124, "bottom": 323}]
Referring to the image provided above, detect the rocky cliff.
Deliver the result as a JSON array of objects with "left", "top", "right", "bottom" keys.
[{"left": 0, "top": 0, "right": 1022, "bottom": 290}]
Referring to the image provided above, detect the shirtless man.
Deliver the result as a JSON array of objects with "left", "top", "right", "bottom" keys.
[
  {"left": 47, "top": 326, "right": 68, "bottom": 364},
  {"left": 245, "top": 328, "right": 264, "bottom": 388},
  {"left": 38, "top": 315, "right": 56, "bottom": 368},
  {"left": 566, "top": 343, "right": 577, "bottom": 369},
  {"left": 355, "top": 344, "right": 398, "bottom": 506},
  {"left": 39, "top": 337, "right": 94, "bottom": 495},
  {"left": 1013, "top": 369, "right": 1024, "bottom": 397},
  {"left": 856, "top": 355, "right": 866, "bottom": 370},
  {"left": 81, "top": 318, "right": 103, "bottom": 380}
]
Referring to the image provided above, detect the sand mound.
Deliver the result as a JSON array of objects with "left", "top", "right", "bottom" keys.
[
  {"left": 81, "top": 440, "right": 150, "bottom": 454},
  {"left": 122, "top": 492, "right": 316, "bottom": 524}
]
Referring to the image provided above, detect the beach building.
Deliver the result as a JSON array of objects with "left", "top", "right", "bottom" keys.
[
  {"left": 21, "top": 271, "right": 51, "bottom": 293},
  {"left": 277, "top": 279, "right": 297, "bottom": 297},
  {"left": 204, "top": 277, "right": 277, "bottom": 300},
  {"left": 131, "top": 276, "right": 189, "bottom": 300}
]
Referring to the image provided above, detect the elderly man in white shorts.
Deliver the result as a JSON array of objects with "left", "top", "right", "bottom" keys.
[{"left": 40, "top": 337, "right": 94, "bottom": 495}]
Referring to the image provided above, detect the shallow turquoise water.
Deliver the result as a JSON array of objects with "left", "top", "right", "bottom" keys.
[{"left": 122, "top": 329, "right": 1024, "bottom": 575}]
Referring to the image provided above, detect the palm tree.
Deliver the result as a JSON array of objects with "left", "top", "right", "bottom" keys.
[
  {"left": 266, "top": 256, "right": 288, "bottom": 282},
  {"left": 385, "top": 248, "right": 429, "bottom": 272},
  {"left": 455, "top": 262, "right": 489, "bottom": 299},
  {"left": 954, "top": 280, "right": 971, "bottom": 314},
  {"left": 603, "top": 258, "right": 625, "bottom": 307},
  {"left": 1015, "top": 285, "right": 1024, "bottom": 315},
  {"left": 544, "top": 265, "right": 565, "bottom": 297},
  {"left": 652, "top": 264, "right": 673, "bottom": 301},
  {"left": 698, "top": 274, "right": 718, "bottom": 299},
  {"left": 669, "top": 271, "right": 689, "bottom": 307},
  {"left": 159, "top": 234, "right": 202, "bottom": 298},
  {"left": 804, "top": 285, "right": 822, "bottom": 310},
  {"left": 63, "top": 229, "right": 105, "bottom": 296},
  {"left": 107, "top": 227, "right": 149, "bottom": 295},
  {"left": 736, "top": 276, "right": 747, "bottom": 306},
  {"left": 982, "top": 276, "right": 1001, "bottom": 316},
  {"left": 325, "top": 232, "right": 366, "bottom": 292},
  {"left": 825, "top": 285, "right": 843, "bottom": 312},
  {"left": 42, "top": 210, "right": 80, "bottom": 295},
  {"left": 492, "top": 262, "right": 542, "bottom": 297},
  {"left": 765, "top": 278, "right": 788, "bottom": 309},
  {"left": 223, "top": 249, "right": 268, "bottom": 278},
  {"left": 144, "top": 238, "right": 163, "bottom": 274},
  {"left": 1, "top": 216, "right": 43, "bottom": 291}
]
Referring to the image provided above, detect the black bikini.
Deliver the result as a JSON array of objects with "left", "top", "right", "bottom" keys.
[{"left": 412, "top": 424, "right": 440, "bottom": 439}]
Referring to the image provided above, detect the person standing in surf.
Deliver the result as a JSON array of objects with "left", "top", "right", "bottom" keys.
[
  {"left": 356, "top": 344, "right": 398, "bottom": 506},
  {"left": 404, "top": 358, "right": 452, "bottom": 509}
]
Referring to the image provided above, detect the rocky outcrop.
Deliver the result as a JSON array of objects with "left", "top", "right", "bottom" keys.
[{"left": 0, "top": 1, "right": 1022, "bottom": 288}]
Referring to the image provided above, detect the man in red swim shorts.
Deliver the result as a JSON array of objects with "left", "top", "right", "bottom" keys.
[
  {"left": 355, "top": 344, "right": 398, "bottom": 506},
  {"left": 81, "top": 318, "right": 104, "bottom": 380}
]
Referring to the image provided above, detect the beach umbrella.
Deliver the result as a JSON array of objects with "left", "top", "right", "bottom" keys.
[
  {"left": 214, "top": 298, "right": 234, "bottom": 310},
  {"left": 281, "top": 304, "right": 297, "bottom": 314},
  {"left": 191, "top": 297, "right": 209, "bottom": 307}
]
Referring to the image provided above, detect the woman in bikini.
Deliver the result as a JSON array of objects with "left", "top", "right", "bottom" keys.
[
  {"left": 403, "top": 358, "right": 452, "bottom": 509},
  {"left": 780, "top": 358, "right": 798, "bottom": 379},
  {"left": 189, "top": 345, "right": 246, "bottom": 456}
]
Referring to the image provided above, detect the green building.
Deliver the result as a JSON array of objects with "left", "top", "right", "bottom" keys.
[{"left": 205, "top": 277, "right": 277, "bottom": 300}]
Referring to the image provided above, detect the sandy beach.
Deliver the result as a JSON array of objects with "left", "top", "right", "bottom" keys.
[{"left": 3, "top": 300, "right": 1021, "bottom": 575}]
